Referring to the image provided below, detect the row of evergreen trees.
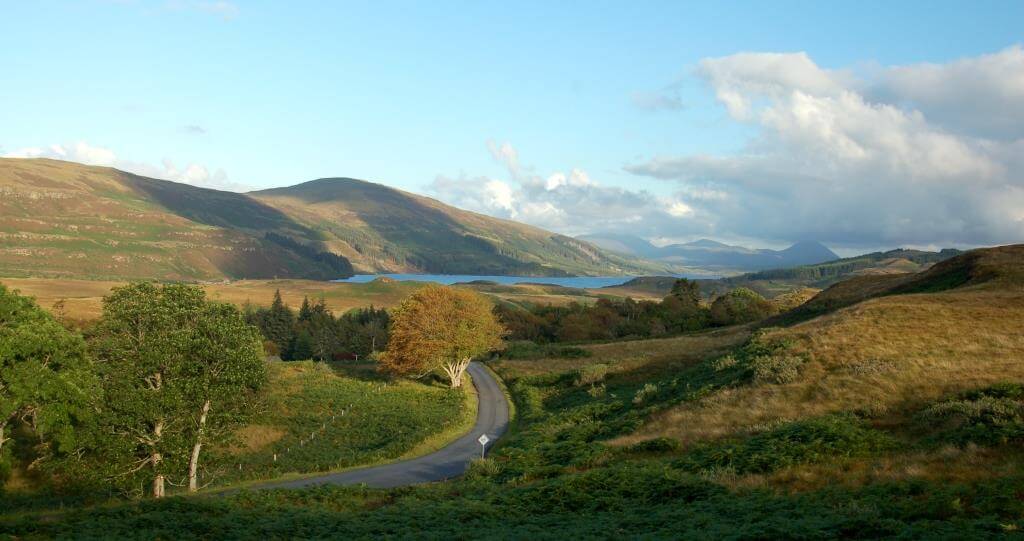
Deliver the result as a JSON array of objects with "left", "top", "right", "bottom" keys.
[{"left": 244, "top": 291, "right": 389, "bottom": 361}]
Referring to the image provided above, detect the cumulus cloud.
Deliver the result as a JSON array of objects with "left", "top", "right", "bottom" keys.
[
  {"left": 3, "top": 141, "right": 249, "bottom": 192},
  {"left": 628, "top": 46, "right": 1024, "bottom": 249},
  {"left": 429, "top": 143, "right": 702, "bottom": 238}
]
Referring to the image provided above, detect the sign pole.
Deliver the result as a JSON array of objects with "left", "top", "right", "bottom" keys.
[{"left": 477, "top": 434, "right": 490, "bottom": 459}]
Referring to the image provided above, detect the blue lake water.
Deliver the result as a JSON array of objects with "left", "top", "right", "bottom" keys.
[{"left": 334, "top": 273, "right": 712, "bottom": 289}]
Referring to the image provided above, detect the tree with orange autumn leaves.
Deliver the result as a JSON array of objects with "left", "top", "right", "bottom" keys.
[{"left": 380, "top": 286, "right": 504, "bottom": 388}]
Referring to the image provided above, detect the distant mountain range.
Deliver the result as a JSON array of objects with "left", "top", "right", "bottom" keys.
[
  {"left": 0, "top": 158, "right": 671, "bottom": 281},
  {"left": 578, "top": 233, "right": 840, "bottom": 272}
]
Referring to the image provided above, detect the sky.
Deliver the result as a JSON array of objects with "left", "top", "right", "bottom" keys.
[{"left": 2, "top": 1, "right": 1023, "bottom": 255}]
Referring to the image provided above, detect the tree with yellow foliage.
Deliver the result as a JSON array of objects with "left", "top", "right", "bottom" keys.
[{"left": 380, "top": 286, "right": 504, "bottom": 388}]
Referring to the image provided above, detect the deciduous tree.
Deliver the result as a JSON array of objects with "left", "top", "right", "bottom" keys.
[
  {"left": 380, "top": 286, "right": 504, "bottom": 388},
  {"left": 0, "top": 284, "right": 95, "bottom": 481}
]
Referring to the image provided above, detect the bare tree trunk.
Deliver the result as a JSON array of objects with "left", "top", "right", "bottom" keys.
[
  {"left": 151, "top": 419, "right": 165, "bottom": 499},
  {"left": 187, "top": 399, "right": 211, "bottom": 492},
  {"left": 442, "top": 358, "right": 472, "bottom": 388},
  {"left": 0, "top": 424, "right": 6, "bottom": 455}
]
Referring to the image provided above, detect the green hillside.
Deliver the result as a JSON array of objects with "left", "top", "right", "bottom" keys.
[
  {"left": 0, "top": 159, "right": 666, "bottom": 281},
  {"left": 0, "top": 158, "right": 345, "bottom": 281},
  {"left": 251, "top": 178, "right": 669, "bottom": 276}
]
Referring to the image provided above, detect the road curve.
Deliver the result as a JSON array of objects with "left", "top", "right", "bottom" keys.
[{"left": 252, "top": 362, "right": 509, "bottom": 490}]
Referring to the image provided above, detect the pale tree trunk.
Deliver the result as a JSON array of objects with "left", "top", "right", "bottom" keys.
[
  {"left": 151, "top": 419, "right": 165, "bottom": 498},
  {"left": 442, "top": 358, "right": 472, "bottom": 388},
  {"left": 187, "top": 399, "right": 211, "bottom": 493}
]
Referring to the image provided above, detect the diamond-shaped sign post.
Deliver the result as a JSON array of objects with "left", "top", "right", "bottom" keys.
[{"left": 478, "top": 434, "right": 490, "bottom": 459}]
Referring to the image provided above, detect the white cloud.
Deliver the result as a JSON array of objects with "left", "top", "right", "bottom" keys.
[
  {"left": 628, "top": 46, "right": 1024, "bottom": 248},
  {"left": 3, "top": 141, "right": 249, "bottom": 192}
]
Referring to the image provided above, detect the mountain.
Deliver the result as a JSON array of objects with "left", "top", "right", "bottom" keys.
[
  {"left": 0, "top": 158, "right": 666, "bottom": 280},
  {"left": 578, "top": 233, "right": 839, "bottom": 272},
  {"left": 249, "top": 178, "right": 667, "bottom": 277},
  {"left": 608, "top": 246, "right": 963, "bottom": 299}
]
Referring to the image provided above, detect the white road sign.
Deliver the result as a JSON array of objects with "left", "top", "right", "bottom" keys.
[{"left": 478, "top": 434, "right": 490, "bottom": 446}]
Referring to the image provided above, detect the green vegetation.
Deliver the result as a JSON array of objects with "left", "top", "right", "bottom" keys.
[
  {"left": 676, "top": 414, "right": 896, "bottom": 475},
  {"left": 214, "top": 361, "right": 468, "bottom": 486},
  {"left": 496, "top": 278, "right": 713, "bottom": 343},
  {"left": 244, "top": 290, "right": 390, "bottom": 361},
  {"left": 2, "top": 245, "right": 1023, "bottom": 538},
  {"left": 709, "top": 287, "right": 775, "bottom": 326},
  {"left": 919, "top": 384, "right": 1024, "bottom": 447},
  {"left": 0, "top": 284, "right": 95, "bottom": 484}
]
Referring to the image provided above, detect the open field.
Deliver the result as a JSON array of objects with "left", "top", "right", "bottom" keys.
[{"left": 0, "top": 276, "right": 639, "bottom": 321}]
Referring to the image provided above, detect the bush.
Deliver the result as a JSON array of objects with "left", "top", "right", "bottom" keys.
[
  {"left": 574, "top": 364, "right": 609, "bottom": 387},
  {"left": 676, "top": 414, "right": 895, "bottom": 474},
  {"left": 749, "top": 354, "right": 806, "bottom": 384},
  {"left": 704, "top": 331, "right": 806, "bottom": 386},
  {"left": 710, "top": 287, "right": 776, "bottom": 326},
  {"left": 919, "top": 383, "right": 1024, "bottom": 446},
  {"left": 633, "top": 383, "right": 658, "bottom": 405},
  {"left": 625, "top": 437, "right": 682, "bottom": 454}
]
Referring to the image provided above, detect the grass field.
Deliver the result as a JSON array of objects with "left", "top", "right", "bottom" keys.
[
  {"left": 208, "top": 361, "right": 473, "bottom": 489},
  {"left": 0, "top": 276, "right": 635, "bottom": 322}
]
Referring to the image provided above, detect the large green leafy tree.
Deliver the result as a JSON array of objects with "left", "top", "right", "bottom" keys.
[
  {"left": 182, "top": 302, "right": 265, "bottom": 492},
  {"left": 0, "top": 284, "right": 95, "bottom": 482},
  {"left": 88, "top": 283, "right": 265, "bottom": 498}
]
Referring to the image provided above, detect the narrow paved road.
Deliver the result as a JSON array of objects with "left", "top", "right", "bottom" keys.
[{"left": 253, "top": 362, "right": 509, "bottom": 490}]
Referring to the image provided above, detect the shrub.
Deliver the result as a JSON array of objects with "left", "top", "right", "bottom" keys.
[
  {"left": 574, "top": 364, "right": 609, "bottom": 387},
  {"left": 676, "top": 414, "right": 896, "bottom": 474},
  {"left": 749, "top": 354, "right": 806, "bottom": 384},
  {"left": 633, "top": 383, "right": 658, "bottom": 405},
  {"left": 625, "top": 437, "right": 682, "bottom": 454},
  {"left": 501, "top": 341, "right": 592, "bottom": 360},
  {"left": 918, "top": 383, "right": 1024, "bottom": 446},
  {"left": 710, "top": 287, "right": 776, "bottom": 326}
]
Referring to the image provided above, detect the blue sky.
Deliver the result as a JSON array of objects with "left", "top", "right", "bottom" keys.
[{"left": 3, "top": 1, "right": 1023, "bottom": 253}]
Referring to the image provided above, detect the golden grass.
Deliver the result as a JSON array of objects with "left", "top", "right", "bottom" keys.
[
  {"left": 0, "top": 277, "right": 426, "bottom": 321},
  {"left": 230, "top": 425, "right": 288, "bottom": 453},
  {"left": 492, "top": 326, "right": 751, "bottom": 381},
  {"left": 0, "top": 277, "right": 642, "bottom": 321},
  {"left": 616, "top": 287, "right": 1024, "bottom": 447}
]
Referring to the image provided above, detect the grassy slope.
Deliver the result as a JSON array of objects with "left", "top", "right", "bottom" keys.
[
  {"left": 251, "top": 178, "right": 669, "bottom": 277},
  {"left": 0, "top": 158, "right": 664, "bottom": 280},
  {"left": 0, "top": 158, "right": 342, "bottom": 280},
  {"left": 209, "top": 361, "right": 472, "bottom": 488},
  {"left": 617, "top": 245, "right": 1024, "bottom": 447}
]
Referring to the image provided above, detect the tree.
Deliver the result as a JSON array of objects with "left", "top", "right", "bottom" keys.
[
  {"left": 669, "top": 278, "right": 701, "bottom": 307},
  {"left": 0, "top": 284, "right": 95, "bottom": 482},
  {"left": 89, "top": 283, "right": 265, "bottom": 498},
  {"left": 709, "top": 287, "right": 776, "bottom": 326},
  {"left": 380, "top": 286, "right": 504, "bottom": 388},
  {"left": 182, "top": 302, "right": 265, "bottom": 492},
  {"left": 263, "top": 290, "right": 295, "bottom": 353}
]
